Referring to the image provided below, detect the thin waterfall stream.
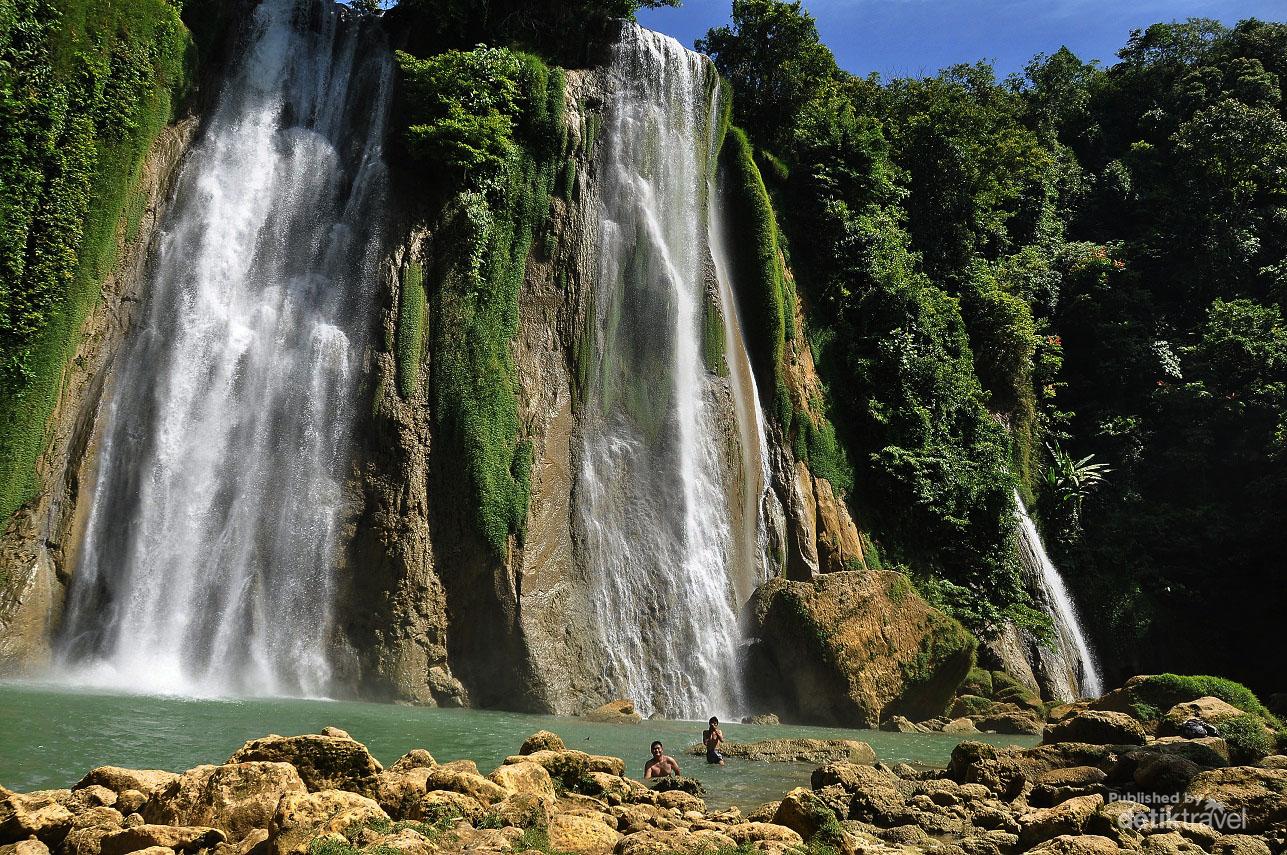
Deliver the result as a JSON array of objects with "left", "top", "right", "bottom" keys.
[
  {"left": 1013, "top": 490, "right": 1104, "bottom": 700},
  {"left": 54, "top": 0, "right": 391, "bottom": 697},
  {"left": 576, "top": 25, "right": 766, "bottom": 720}
]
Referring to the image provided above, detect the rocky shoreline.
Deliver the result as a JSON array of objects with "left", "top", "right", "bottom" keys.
[{"left": 3, "top": 678, "right": 1285, "bottom": 855}]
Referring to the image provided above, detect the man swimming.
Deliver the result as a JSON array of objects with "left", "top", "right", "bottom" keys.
[
  {"left": 703, "top": 717, "right": 726, "bottom": 765},
  {"left": 643, "top": 740, "right": 682, "bottom": 778}
]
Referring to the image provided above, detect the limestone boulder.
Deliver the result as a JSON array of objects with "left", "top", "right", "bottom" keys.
[
  {"left": 266, "top": 790, "right": 388, "bottom": 855},
  {"left": 773, "top": 788, "right": 837, "bottom": 840},
  {"left": 0, "top": 841, "right": 49, "bottom": 855},
  {"left": 375, "top": 766, "right": 434, "bottom": 819},
  {"left": 0, "top": 790, "right": 74, "bottom": 846},
  {"left": 1160, "top": 698, "right": 1246, "bottom": 736},
  {"left": 389, "top": 750, "right": 435, "bottom": 772},
  {"left": 116, "top": 791, "right": 147, "bottom": 816},
  {"left": 723, "top": 822, "right": 803, "bottom": 846},
  {"left": 504, "top": 750, "right": 591, "bottom": 788},
  {"left": 547, "top": 813, "right": 620, "bottom": 855},
  {"left": 519, "top": 732, "right": 566, "bottom": 755},
  {"left": 584, "top": 701, "right": 642, "bottom": 724},
  {"left": 141, "top": 762, "right": 308, "bottom": 840},
  {"left": 227, "top": 732, "right": 382, "bottom": 797},
  {"left": 491, "top": 793, "right": 554, "bottom": 830},
  {"left": 98, "top": 824, "right": 225, "bottom": 855},
  {"left": 744, "top": 571, "right": 976, "bottom": 727},
  {"left": 586, "top": 756, "right": 625, "bottom": 777},
  {"left": 1026, "top": 834, "right": 1124, "bottom": 855},
  {"left": 420, "top": 768, "right": 507, "bottom": 806},
  {"left": 1044, "top": 711, "right": 1147, "bottom": 746},
  {"left": 614, "top": 829, "right": 733, "bottom": 855},
  {"left": 974, "top": 711, "right": 1043, "bottom": 736},
  {"left": 1184, "top": 766, "right": 1287, "bottom": 833},
  {"left": 75, "top": 769, "right": 179, "bottom": 798},
  {"left": 488, "top": 762, "right": 556, "bottom": 802},
  {"left": 689, "top": 738, "right": 875, "bottom": 764},
  {"left": 1018, "top": 794, "right": 1104, "bottom": 847},
  {"left": 70, "top": 807, "right": 124, "bottom": 831},
  {"left": 408, "top": 790, "right": 486, "bottom": 824},
  {"left": 1211, "top": 834, "right": 1272, "bottom": 855}
]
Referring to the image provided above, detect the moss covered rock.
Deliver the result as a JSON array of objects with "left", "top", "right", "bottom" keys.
[{"left": 743, "top": 571, "right": 976, "bottom": 727}]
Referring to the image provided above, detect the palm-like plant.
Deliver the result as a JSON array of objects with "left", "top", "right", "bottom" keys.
[{"left": 1044, "top": 442, "right": 1111, "bottom": 534}]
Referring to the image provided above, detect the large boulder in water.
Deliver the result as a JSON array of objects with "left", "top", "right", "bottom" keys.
[
  {"left": 583, "top": 700, "right": 641, "bottom": 724},
  {"left": 227, "top": 731, "right": 382, "bottom": 797},
  {"left": 1043, "top": 711, "right": 1147, "bottom": 746},
  {"left": 743, "top": 571, "right": 976, "bottom": 727}
]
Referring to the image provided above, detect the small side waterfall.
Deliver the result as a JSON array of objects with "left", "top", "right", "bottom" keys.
[
  {"left": 55, "top": 0, "right": 391, "bottom": 697},
  {"left": 1014, "top": 490, "right": 1104, "bottom": 700},
  {"left": 576, "top": 25, "right": 765, "bottom": 719}
]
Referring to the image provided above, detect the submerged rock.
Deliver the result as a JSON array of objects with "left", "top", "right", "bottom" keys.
[
  {"left": 583, "top": 700, "right": 642, "bottom": 724},
  {"left": 686, "top": 738, "right": 876, "bottom": 765}
]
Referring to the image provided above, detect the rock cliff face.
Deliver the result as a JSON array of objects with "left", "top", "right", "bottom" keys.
[{"left": 0, "top": 119, "right": 199, "bottom": 674}]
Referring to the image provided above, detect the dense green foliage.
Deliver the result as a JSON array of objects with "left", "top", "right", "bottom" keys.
[
  {"left": 385, "top": 0, "right": 678, "bottom": 64},
  {"left": 395, "top": 45, "right": 565, "bottom": 554},
  {"left": 1132, "top": 673, "right": 1282, "bottom": 728},
  {"left": 703, "top": 2, "right": 1287, "bottom": 686},
  {"left": 0, "top": 0, "right": 194, "bottom": 523}
]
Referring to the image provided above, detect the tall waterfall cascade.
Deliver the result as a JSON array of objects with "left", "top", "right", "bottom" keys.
[
  {"left": 1013, "top": 490, "right": 1104, "bottom": 700},
  {"left": 55, "top": 0, "right": 392, "bottom": 697},
  {"left": 576, "top": 24, "right": 769, "bottom": 720}
]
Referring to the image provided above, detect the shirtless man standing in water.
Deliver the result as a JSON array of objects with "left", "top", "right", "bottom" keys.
[{"left": 643, "top": 740, "right": 681, "bottom": 778}]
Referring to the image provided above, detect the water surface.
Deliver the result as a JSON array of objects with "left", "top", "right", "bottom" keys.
[{"left": 0, "top": 684, "right": 1035, "bottom": 809}]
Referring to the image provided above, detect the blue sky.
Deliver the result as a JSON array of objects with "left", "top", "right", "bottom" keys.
[{"left": 637, "top": 0, "right": 1287, "bottom": 80}]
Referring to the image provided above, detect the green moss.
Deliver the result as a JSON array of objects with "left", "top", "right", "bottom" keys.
[
  {"left": 396, "top": 262, "right": 427, "bottom": 399},
  {"left": 402, "top": 50, "right": 566, "bottom": 554},
  {"left": 900, "top": 609, "right": 976, "bottom": 688},
  {"left": 0, "top": 0, "right": 193, "bottom": 524},
  {"left": 559, "top": 157, "right": 576, "bottom": 200},
  {"left": 962, "top": 667, "right": 993, "bottom": 697},
  {"left": 1219, "top": 714, "right": 1273, "bottom": 764},
  {"left": 1136, "top": 674, "right": 1281, "bottom": 728},
  {"left": 701, "top": 287, "right": 726, "bottom": 375}
]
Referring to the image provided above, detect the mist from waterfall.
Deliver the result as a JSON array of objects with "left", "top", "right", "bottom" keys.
[
  {"left": 576, "top": 24, "right": 766, "bottom": 720},
  {"left": 54, "top": 0, "right": 392, "bottom": 697},
  {"left": 1014, "top": 490, "right": 1104, "bottom": 700}
]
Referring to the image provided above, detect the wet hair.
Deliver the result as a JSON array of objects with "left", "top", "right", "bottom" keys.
[
  {"left": 709, "top": 717, "right": 718, "bottom": 725},
  {"left": 651, "top": 740, "right": 663, "bottom": 752}
]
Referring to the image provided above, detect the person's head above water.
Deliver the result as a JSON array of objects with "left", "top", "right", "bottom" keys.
[
  {"left": 651, "top": 741, "right": 663, "bottom": 757},
  {"left": 708, "top": 717, "right": 718, "bottom": 726}
]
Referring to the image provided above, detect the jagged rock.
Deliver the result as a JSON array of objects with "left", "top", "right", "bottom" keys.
[
  {"left": 1026, "top": 834, "right": 1124, "bottom": 855},
  {"left": 1153, "top": 737, "right": 1231, "bottom": 767},
  {"left": 1044, "top": 711, "right": 1147, "bottom": 746},
  {"left": 519, "top": 731, "right": 566, "bottom": 755},
  {"left": 389, "top": 750, "right": 436, "bottom": 772},
  {"left": 1212, "top": 834, "right": 1272, "bottom": 855},
  {"left": 614, "top": 829, "right": 734, "bottom": 855},
  {"left": 488, "top": 762, "right": 556, "bottom": 802},
  {"left": 585, "top": 700, "right": 642, "bottom": 724},
  {"left": 880, "top": 716, "right": 928, "bottom": 733},
  {"left": 744, "top": 571, "right": 975, "bottom": 727},
  {"left": 653, "top": 790, "right": 705, "bottom": 813},
  {"left": 1184, "top": 766, "right": 1287, "bottom": 832},
  {"left": 66, "top": 787, "right": 117, "bottom": 813},
  {"left": 98, "top": 825, "right": 224, "bottom": 855},
  {"left": 0, "top": 841, "right": 50, "bottom": 855},
  {"left": 0, "top": 790, "right": 74, "bottom": 846},
  {"left": 503, "top": 750, "right": 590, "bottom": 787},
  {"left": 687, "top": 738, "right": 875, "bottom": 764},
  {"left": 70, "top": 807, "right": 124, "bottom": 831},
  {"left": 723, "top": 823, "right": 803, "bottom": 846},
  {"left": 747, "top": 802, "right": 781, "bottom": 823},
  {"left": 1018, "top": 794, "right": 1104, "bottom": 847},
  {"left": 974, "top": 711, "right": 1043, "bottom": 735},
  {"left": 1140, "top": 830, "right": 1207, "bottom": 855},
  {"left": 943, "top": 717, "right": 981, "bottom": 734},
  {"left": 547, "top": 813, "right": 620, "bottom": 855},
  {"left": 223, "top": 829, "right": 270, "bottom": 855},
  {"left": 1258, "top": 755, "right": 1287, "bottom": 770},
  {"left": 491, "top": 793, "right": 554, "bottom": 829},
  {"left": 141, "top": 762, "right": 308, "bottom": 840},
  {"left": 742, "top": 714, "right": 781, "bottom": 725},
  {"left": 646, "top": 776, "right": 705, "bottom": 797},
  {"left": 116, "top": 791, "right": 147, "bottom": 816},
  {"left": 375, "top": 766, "right": 434, "bottom": 820},
  {"left": 773, "top": 788, "right": 837, "bottom": 840},
  {"left": 226, "top": 732, "right": 383, "bottom": 797},
  {"left": 1038, "top": 767, "right": 1109, "bottom": 787},
  {"left": 266, "top": 790, "right": 387, "bottom": 855},
  {"left": 1159, "top": 698, "right": 1246, "bottom": 737},
  {"left": 408, "top": 791, "right": 486, "bottom": 824},
  {"left": 419, "top": 768, "right": 507, "bottom": 806},
  {"left": 75, "top": 770, "right": 179, "bottom": 799},
  {"left": 437, "top": 760, "right": 480, "bottom": 775}
]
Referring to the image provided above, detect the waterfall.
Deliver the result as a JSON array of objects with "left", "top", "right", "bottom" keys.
[
  {"left": 1013, "top": 490, "right": 1104, "bottom": 700},
  {"left": 576, "top": 25, "right": 764, "bottom": 719},
  {"left": 54, "top": 0, "right": 391, "bottom": 697}
]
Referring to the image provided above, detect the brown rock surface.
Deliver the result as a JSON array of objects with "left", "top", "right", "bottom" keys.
[
  {"left": 226, "top": 733, "right": 382, "bottom": 797},
  {"left": 584, "top": 701, "right": 642, "bottom": 724},
  {"left": 98, "top": 824, "right": 224, "bottom": 855},
  {"left": 141, "top": 763, "right": 307, "bottom": 840},
  {"left": 266, "top": 790, "right": 387, "bottom": 855},
  {"left": 1044, "top": 711, "right": 1147, "bottom": 746}
]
